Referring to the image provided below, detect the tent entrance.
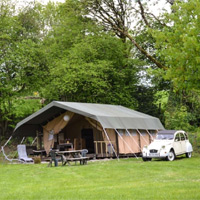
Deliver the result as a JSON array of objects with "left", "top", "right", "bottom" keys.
[{"left": 81, "top": 129, "right": 95, "bottom": 153}]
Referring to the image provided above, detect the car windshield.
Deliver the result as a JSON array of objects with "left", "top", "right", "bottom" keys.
[{"left": 156, "top": 134, "right": 174, "bottom": 140}]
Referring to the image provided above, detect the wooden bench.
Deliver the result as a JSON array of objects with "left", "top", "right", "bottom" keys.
[{"left": 62, "top": 156, "right": 88, "bottom": 166}]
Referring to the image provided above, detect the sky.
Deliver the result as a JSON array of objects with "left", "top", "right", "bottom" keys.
[
  {"left": 15, "top": 0, "right": 65, "bottom": 6},
  {"left": 15, "top": 0, "right": 170, "bottom": 15},
  {"left": 13, "top": 0, "right": 65, "bottom": 9}
]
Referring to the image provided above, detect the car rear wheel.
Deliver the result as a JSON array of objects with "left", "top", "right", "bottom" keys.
[
  {"left": 186, "top": 152, "right": 192, "bottom": 158},
  {"left": 166, "top": 150, "right": 175, "bottom": 161}
]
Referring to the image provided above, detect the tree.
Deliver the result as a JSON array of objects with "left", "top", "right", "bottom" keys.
[
  {"left": 81, "top": 0, "right": 169, "bottom": 69},
  {"left": 41, "top": 0, "right": 143, "bottom": 107},
  {"left": 149, "top": 0, "right": 200, "bottom": 130},
  {"left": 153, "top": 0, "right": 200, "bottom": 91},
  {"left": 0, "top": 1, "right": 48, "bottom": 137}
]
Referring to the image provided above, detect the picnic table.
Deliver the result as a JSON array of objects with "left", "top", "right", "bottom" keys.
[
  {"left": 33, "top": 149, "right": 46, "bottom": 159},
  {"left": 56, "top": 150, "right": 88, "bottom": 166},
  {"left": 57, "top": 143, "right": 73, "bottom": 151}
]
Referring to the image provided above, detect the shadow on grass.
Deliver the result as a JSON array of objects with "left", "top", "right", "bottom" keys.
[{"left": 151, "top": 154, "right": 190, "bottom": 162}]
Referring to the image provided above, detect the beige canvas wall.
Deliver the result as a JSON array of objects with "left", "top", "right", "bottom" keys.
[
  {"left": 43, "top": 111, "right": 158, "bottom": 155},
  {"left": 117, "top": 129, "right": 158, "bottom": 154},
  {"left": 117, "top": 130, "right": 140, "bottom": 154},
  {"left": 102, "top": 129, "right": 117, "bottom": 150},
  {"left": 138, "top": 130, "right": 151, "bottom": 149},
  {"left": 43, "top": 111, "right": 74, "bottom": 154},
  {"left": 62, "top": 114, "right": 103, "bottom": 148}
]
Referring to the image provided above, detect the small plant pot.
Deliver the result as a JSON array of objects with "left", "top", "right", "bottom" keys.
[{"left": 33, "top": 156, "right": 41, "bottom": 164}]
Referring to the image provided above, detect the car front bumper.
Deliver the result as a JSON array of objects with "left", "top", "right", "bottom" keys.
[{"left": 142, "top": 151, "right": 169, "bottom": 158}]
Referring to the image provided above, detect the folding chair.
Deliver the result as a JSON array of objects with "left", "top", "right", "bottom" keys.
[
  {"left": 17, "top": 145, "right": 33, "bottom": 163},
  {"left": 48, "top": 150, "right": 62, "bottom": 167}
]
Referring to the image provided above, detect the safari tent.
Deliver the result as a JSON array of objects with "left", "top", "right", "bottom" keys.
[{"left": 13, "top": 101, "right": 164, "bottom": 158}]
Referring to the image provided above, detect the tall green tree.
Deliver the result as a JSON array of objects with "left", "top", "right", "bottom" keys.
[
  {"left": 41, "top": 0, "right": 143, "bottom": 108},
  {"left": 0, "top": 1, "right": 48, "bottom": 137},
  {"left": 151, "top": 0, "right": 200, "bottom": 130},
  {"left": 81, "top": 0, "right": 169, "bottom": 69},
  {"left": 153, "top": 0, "right": 200, "bottom": 91}
]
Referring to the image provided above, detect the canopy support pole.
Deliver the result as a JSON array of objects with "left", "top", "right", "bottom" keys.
[
  {"left": 137, "top": 129, "right": 149, "bottom": 145},
  {"left": 1, "top": 146, "right": 19, "bottom": 162},
  {"left": 0, "top": 135, "right": 13, "bottom": 153},
  {"left": 0, "top": 135, "right": 21, "bottom": 163},
  {"left": 31, "top": 136, "right": 37, "bottom": 146},
  {"left": 20, "top": 137, "right": 25, "bottom": 144},
  {"left": 146, "top": 130, "right": 154, "bottom": 142},
  {"left": 103, "top": 128, "right": 119, "bottom": 160},
  {"left": 125, "top": 129, "right": 142, "bottom": 152},
  {"left": 115, "top": 129, "right": 138, "bottom": 159}
]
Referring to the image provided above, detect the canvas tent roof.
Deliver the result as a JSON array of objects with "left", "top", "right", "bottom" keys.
[{"left": 14, "top": 101, "right": 164, "bottom": 136}]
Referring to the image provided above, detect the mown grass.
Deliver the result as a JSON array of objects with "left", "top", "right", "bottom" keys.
[{"left": 0, "top": 155, "right": 200, "bottom": 200}]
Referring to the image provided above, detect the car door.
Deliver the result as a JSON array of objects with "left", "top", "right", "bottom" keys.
[
  {"left": 173, "top": 133, "right": 182, "bottom": 155},
  {"left": 180, "top": 132, "right": 186, "bottom": 153}
]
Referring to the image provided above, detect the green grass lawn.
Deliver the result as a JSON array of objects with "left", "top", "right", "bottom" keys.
[{"left": 0, "top": 156, "right": 200, "bottom": 200}]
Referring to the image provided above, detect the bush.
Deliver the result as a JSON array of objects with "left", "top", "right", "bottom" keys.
[
  {"left": 189, "top": 128, "right": 200, "bottom": 153},
  {"left": 164, "top": 106, "right": 193, "bottom": 131}
]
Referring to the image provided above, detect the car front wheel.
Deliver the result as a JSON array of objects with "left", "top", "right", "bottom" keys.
[
  {"left": 166, "top": 150, "right": 175, "bottom": 161},
  {"left": 142, "top": 157, "right": 147, "bottom": 161},
  {"left": 186, "top": 152, "right": 192, "bottom": 158},
  {"left": 142, "top": 157, "right": 152, "bottom": 161}
]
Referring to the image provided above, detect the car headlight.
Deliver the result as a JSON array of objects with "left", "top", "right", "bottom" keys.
[{"left": 143, "top": 145, "right": 148, "bottom": 149}]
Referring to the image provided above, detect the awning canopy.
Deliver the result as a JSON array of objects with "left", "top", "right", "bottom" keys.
[{"left": 14, "top": 101, "right": 164, "bottom": 136}]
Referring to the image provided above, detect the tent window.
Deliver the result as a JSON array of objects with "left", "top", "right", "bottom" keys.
[
  {"left": 129, "top": 129, "right": 137, "bottom": 136},
  {"left": 133, "top": 130, "right": 137, "bottom": 136},
  {"left": 125, "top": 130, "right": 129, "bottom": 136},
  {"left": 149, "top": 130, "right": 156, "bottom": 136},
  {"left": 118, "top": 129, "right": 124, "bottom": 136},
  {"left": 140, "top": 130, "right": 147, "bottom": 136}
]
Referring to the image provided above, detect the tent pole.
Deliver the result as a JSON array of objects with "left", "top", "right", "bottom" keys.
[
  {"left": 1, "top": 146, "right": 19, "bottom": 162},
  {"left": 2, "top": 135, "right": 12, "bottom": 148},
  {"left": 137, "top": 129, "right": 149, "bottom": 145},
  {"left": 103, "top": 128, "right": 119, "bottom": 160},
  {"left": 115, "top": 129, "right": 138, "bottom": 159},
  {"left": 0, "top": 135, "right": 20, "bottom": 163},
  {"left": 0, "top": 135, "right": 13, "bottom": 153},
  {"left": 146, "top": 130, "right": 154, "bottom": 142},
  {"left": 20, "top": 137, "right": 25, "bottom": 144},
  {"left": 31, "top": 136, "right": 37, "bottom": 146},
  {"left": 125, "top": 129, "right": 142, "bottom": 152}
]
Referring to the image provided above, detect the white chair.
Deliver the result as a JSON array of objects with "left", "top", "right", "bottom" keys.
[{"left": 17, "top": 145, "right": 33, "bottom": 163}]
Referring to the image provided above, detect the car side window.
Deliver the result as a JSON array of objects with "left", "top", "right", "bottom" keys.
[
  {"left": 175, "top": 133, "right": 180, "bottom": 141},
  {"left": 184, "top": 133, "right": 188, "bottom": 140},
  {"left": 180, "top": 133, "right": 185, "bottom": 141}
]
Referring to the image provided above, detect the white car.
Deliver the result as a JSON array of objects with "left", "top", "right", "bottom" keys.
[{"left": 142, "top": 130, "right": 193, "bottom": 161}]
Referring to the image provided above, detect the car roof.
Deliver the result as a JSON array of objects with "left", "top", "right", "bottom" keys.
[{"left": 157, "top": 130, "right": 177, "bottom": 135}]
